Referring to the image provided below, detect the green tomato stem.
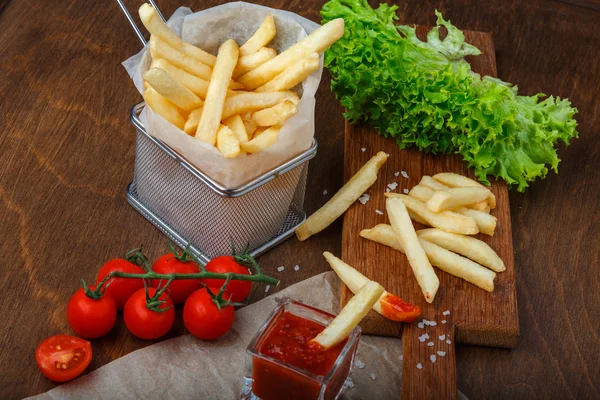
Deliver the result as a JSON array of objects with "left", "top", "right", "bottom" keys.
[{"left": 108, "top": 270, "right": 280, "bottom": 286}]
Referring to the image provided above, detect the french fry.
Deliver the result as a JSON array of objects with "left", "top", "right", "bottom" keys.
[
  {"left": 311, "top": 280, "right": 384, "bottom": 349},
  {"left": 251, "top": 100, "right": 297, "bottom": 126},
  {"left": 150, "top": 36, "right": 213, "bottom": 81},
  {"left": 196, "top": 39, "right": 239, "bottom": 145},
  {"left": 385, "top": 193, "right": 479, "bottom": 235},
  {"left": 151, "top": 59, "right": 238, "bottom": 99},
  {"left": 417, "top": 228, "right": 505, "bottom": 272},
  {"left": 143, "top": 68, "right": 203, "bottom": 111},
  {"left": 419, "top": 176, "right": 450, "bottom": 191},
  {"left": 238, "top": 18, "right": 344, "bottom": 89},
  {"left": 223, "top": 115, "right": 249, "bottom": 143},
  {"left": 239, "top": 125, "right": 280, "bottom": 153},
  {"left": 239, "top": 14, "right": 277, "bottom": 56},
  {"left": 386, "top": 198, "right": 439, "bottom": 303},
  {"left": 256, "top": 53, "right": 320, "bottom": 92},
  {"left": 425, "top": 186, "right": 491, "bottom": 212},
  {"left": 323, "top": 252, "right": 421, "bottom": 322},
  {"left": 143, "top": 87, "right": 186, "bottom": 130},
  {"left": 470, "top": 201, "right": 491, "bottom": 213},
  {"left": 409, "top": 185, "right": 496, "bottom": 235},
  {"left": 241, "top": 113, "right": 258, "bottom": 137},
  {"left": 184, "top": 107, "right": 203, "bottom": 135},
  {"left": 222, "top": 91, "right": 299, "bottom": 120},
  {"left": 295, "top": 152, "right": 388, "bottom": 241},
  {"left": 433, "top": 172, "right": 496, "bottom": 209},
  {"left": 216, "top": 124, "right": 241, "bottom": 158},
  {"left": 139, "top": 4, "right": 216, "bottom": 67},
  {"left": 360, "top": 224, "right": 496, "bottom": 292},
  {"left": 233, "top": 47, "right": 277, "bottom": 79}
]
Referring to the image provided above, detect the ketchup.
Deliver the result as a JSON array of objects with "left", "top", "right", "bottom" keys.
[{"left": 252, "top": 311, "right": 348, "bottom": 400}]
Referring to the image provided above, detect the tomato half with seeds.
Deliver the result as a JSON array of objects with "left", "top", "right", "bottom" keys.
[
  {"left": 202, "top": 256, "right": 252, "bottom": 302},
  {"left": 35, "top": 335, "right": 92, "bottom": 382},
  {"left": 96, "top": 259, "right": 146, "bottom": 309},
  {"left": 151, "top": 253, "right": 200, "bottom": 304}
]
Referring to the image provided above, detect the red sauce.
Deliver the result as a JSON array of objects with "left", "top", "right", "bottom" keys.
[{"left": 252, "top": 311, "right": 348, "bottom": 400}]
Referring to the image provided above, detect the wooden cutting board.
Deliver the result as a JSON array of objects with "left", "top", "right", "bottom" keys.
[{"left": 340, "top": 28, "right": 519, "bottom": 399}]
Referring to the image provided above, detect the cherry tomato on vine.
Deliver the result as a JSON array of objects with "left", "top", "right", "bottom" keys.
[
  {"left": 96, "top": 259, "right": 146, "bottom": 309},
  {"left": 124, "top": 287, "right": 175, "bottom": 340},
  {"left": 184, "top": 287, "right": 235, "bottom": 340},
  {"left": 151, "top": 253, "right": 200, "bottom": 303},
  {"left": 35, "top": 335, "right": 92, "bottom": 382},
  {"left": 67, "top": 286, "right": 117, "bottom": 339},
  {"left": 202, "top": 256, "right": 252, "bottom": 302}
]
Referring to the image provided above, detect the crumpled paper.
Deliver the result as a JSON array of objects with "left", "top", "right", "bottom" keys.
[
  {"left": 26, "top": 272, "right": 467, "bottom": 400},
  {"left": 122, "top": 2, "right": 322, "bottom": 188}
]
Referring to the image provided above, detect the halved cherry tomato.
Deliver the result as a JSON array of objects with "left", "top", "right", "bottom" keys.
[
  {"left": 67, "top": 286, "right": 117, "bottom": 339},
  {"left": 151, "top": 253, "right": 200, "bottom": 304},
  {"left": 35, "top": 335, "right": 92, "bottom": 382},
  {"left": 124, "top": 287, "right": 175, "bottom": 340},
  {"left": 202, "top": 256, "right": 252, "bottom": 302},
  {"left": 183, "top": 287, "right": 235, "bottom": 340},
  {"left": 96, "top": 259, "right": 146, "bottom": 309}
]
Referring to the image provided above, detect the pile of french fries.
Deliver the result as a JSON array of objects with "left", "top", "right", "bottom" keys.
[
  {"left": 138, "top": 4, "right": 344, "bottom": 158},
  {"left": 295, "top": 151, "right": 507, "bottom": 305}
]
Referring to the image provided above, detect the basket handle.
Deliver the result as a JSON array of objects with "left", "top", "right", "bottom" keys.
[{"left": 115, "top": 0, "right": 166, "bottom": 47}]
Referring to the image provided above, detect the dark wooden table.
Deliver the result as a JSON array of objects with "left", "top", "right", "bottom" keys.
[{"left": 1, "top": 0, "right": 598, "bottom": 399}]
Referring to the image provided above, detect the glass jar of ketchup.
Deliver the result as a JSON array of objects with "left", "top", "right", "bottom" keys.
[{"left": 241, "top": 299, "right": 361, "bottom": 400}]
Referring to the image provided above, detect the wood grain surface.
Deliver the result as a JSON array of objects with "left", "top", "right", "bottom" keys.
[
  {"left": 340, "top": 28, "right": 518, "bottom": 399},
  {"left": 0, "top": 0, "right": 598, "bottom": 399}
]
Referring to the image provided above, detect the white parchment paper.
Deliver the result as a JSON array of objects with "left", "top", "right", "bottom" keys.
[
  {"left": 122, "top": 3, "right": 322, "bottom": 188},
  {"left": 26, "top": 272, "right": 467, "bottom": 400}
]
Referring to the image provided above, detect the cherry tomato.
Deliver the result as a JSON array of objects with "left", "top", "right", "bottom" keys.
[
  {"left": 184, "top": 287, "right": 235, "bottom": 340},
  {"left": 35, "top": 335, "right": 92, "bottom": 382},
  {"left": 67, "top": 287, "right": 117, "bottom": 339},
  {"left": 202, "top": 256, "right": 252, "bottom": 302},
  {"left": 151, "top": 253, "right": 200, "bottom": 304},
  {"left": 96, "top": 259, "right": 146, "bottom": 309},
  {"left": 124, "top": 287, "right": 174, "bottom": 340}
]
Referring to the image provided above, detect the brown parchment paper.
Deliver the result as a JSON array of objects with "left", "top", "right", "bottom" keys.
[{"left": 25, "top": 272, "right": 467, "bottom": 400}]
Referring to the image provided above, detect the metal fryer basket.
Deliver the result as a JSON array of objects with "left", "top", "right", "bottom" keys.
[{"left": 126, "top": 103, "right": 317, "bottom": 264}]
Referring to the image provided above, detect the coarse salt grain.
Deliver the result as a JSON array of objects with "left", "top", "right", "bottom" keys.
[
  {"left": 358, "top": 194, "right": 370, "bottom": 205},
  {"left": 430, "top": 355, "right": 437, "bottom": 363},
  {"left": 418, "top": 333, "right": 429, "bottom": 342},
  {"left": 427, "top": 342, "right": 434, "bottom": 347},
  {"left": 345, "top": 378, "right": 355, "bottom": 388},
  {"left": 294, "top": 265, "right": 300, "bottom": 271},
  {"left": 375, "top": 210, "right": 384, "bottom": 215},
  {"left": 265, "top": 285, "right": 270, "bottom": 293},
  {"left": 446, "top": 339, "right": 452, "bottom": 344},
  {"left": 401, "top": 171, "right": 409, "bottom": 179},
  {"left": 399, "top": 355, "right": 403, "bottom": 361},
  {"left": 416, "top": 363, "right": 423, "bottom": 370},
  {"left": 323, "top": 190, "right": 328, "bottom": 195},
  {"left": 394, "top": 172, "right": 400, "bottom": 177},
  {"left": 370, "top": 372, "right": 377, "bottom": 380},
  {"left": 386, "top": 153, "right": 390, "bottom": 157},
  {"left": 355, "top": 360, "right": 365, "bottom": 369},
  {"left": 403, "top": 188, "right": 409, "bottom": 194},
  {"left": 387, "top": 182, "right": 398, "bottom": 190},
  {"left": 442, "top": 310, "right": 450, "bottom": 316},
  {"left": 442, "top": 320, "right": 447, "bottom": 324},
  {"left": 418, "top": 322, "right": 425, "bottom": 329},
  {"left": 386, "top": 188, "right": 391, "bottom": 193},
  {"left": 429, "top": 321, "right": 437, "bottom": 326},
  {"left": 439, "top": 335, "right": 446, "bottom": 341},
  {"left": 277, "top": 266, "right": 285, "bottom": 272},
  {"left": 361, "top": 148, "right": 366, "bottom": 152},
  {"left": 437, "top": 351, "right": 446, "bottom": 357}
]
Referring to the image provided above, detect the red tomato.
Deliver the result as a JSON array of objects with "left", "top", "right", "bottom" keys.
[
  {"left": 67, "top": 287, "right": 117, "bottom": 339},
  {"left": 202, "top": 256, "right": 252, "bottom": 302},
  {"left": 124, "top": 287, "right": 175, "bottom": 340},
  {"left": 35, "top": 335, "right": 92, "bottom": 382},
  {"left": 96, "top": 259, "right": 145, "bottom": 309},
  {"left": 184, "top": 287, "right": 235, "bottom": 340},
  {"left": 151, "top": 253, "right": 200, "bottom": 304}
]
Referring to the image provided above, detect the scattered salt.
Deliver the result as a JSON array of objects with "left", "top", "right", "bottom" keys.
[
  {"left": 418, "top": 333, "right": 430, "bottom": 342},
  {"left": 430, "top": 355, "right": 437, "bottom": 363},
  {"left": 442, "top": 320, "right": 447, "bottom": 324},
  {"left": 344, "top": 377, "right": 355, "bottom": 389},
  {"left": 386, "top": 153, "right": 390, "bottom": 157},
  {"left": 387, "top": 182, "right": 399, "bottom": 190},
  {"left": 439, "top": 335, "right": 446, "bottom": 341},
  {"left": 427, "top": 342, "right": 434, "bottom": 347},
  {"left": 417, "top": 322, "right": 424, "bottom": 329},
  {"left": 416, "top": 363, "right": 423, "bottom": 370},
  {"left": 442, "top": 310, "right": 450, "bottom": 316},
  {"left": 437, "top": 351, "right": 446, "bottom": 357},
  {"left": 355, "top": 360, "right": 365, "bottom": 369},
  {"left": 358, "top": 193, "right": 371, "bottom": 205},
  {"left": 323, "top": 190, "right": 328, "bottom": 195},
  {"left": 403, "top": 188, "right": 409, "bottom": 194},
  {"left": 265, "top": 285, "right": 270, "bottom": 293},
  {"left": 385, "top": 188, "right": 391, "bottom": 193},
  {"left": 370, "top": 372, "right": 377, "bottom": 380},
  {"left": 394, "top": 171, "right": 400, "bottom": 177},
  {"left": 446, "top": 339, "right": 452, "bottom": 344},
  {"left": 429, "top": 321, "right": 437, "bottom": 326},
  {"left": 401, "top": 171, "right": 409, "bottom": 179},
  {"left": 399, "top": 355, "right": 403, "bottom": 361},
  {"left": 361, "top": 147, "right": 366, "bottom": 152},
  {"left": 277, "top": 266, "right": 285, "bottom": 272},
  {"left": 294, "top": 265, "right": 300, "bottom": 271},
  {"left": 375, "top": 210, "right": 384, "bottom": 215}
]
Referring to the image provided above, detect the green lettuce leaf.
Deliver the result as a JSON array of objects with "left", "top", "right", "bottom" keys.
[{"left": 321, "top": 0, "right": 578, "bottom": 191}]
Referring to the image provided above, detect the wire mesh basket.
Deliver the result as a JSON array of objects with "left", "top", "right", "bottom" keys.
[{"left": 126, "top": 103, "right": 316, "bottom": 264}]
